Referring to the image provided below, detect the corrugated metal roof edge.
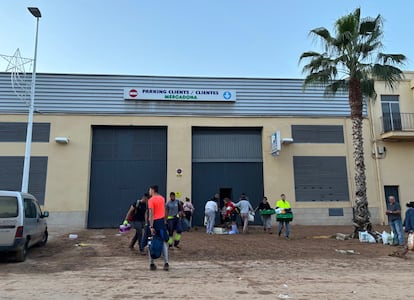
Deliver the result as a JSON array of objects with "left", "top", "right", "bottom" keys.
[{"left": 0, "top": 71, "right": 305, "bottom": 81}]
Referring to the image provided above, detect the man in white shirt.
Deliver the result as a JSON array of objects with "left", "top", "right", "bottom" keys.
[
  {"left": 204, "top": 198, "right": 218, "bottom": 234},
  {"left": 235, "top": 194, "right": 254, "bottom": 233}
]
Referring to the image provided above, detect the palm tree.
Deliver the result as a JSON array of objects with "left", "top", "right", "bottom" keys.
[{"left": 299, "top": 8, "right": 406, "bottom": 235}]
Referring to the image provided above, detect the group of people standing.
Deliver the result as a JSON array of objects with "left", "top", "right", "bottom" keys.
[
  {"left": 124, "top": 186, "right": 195, "bottom": 271},
  {"left": 386, "top": 195, "right": 414, "bottom": 248},
  {"left": 204, "top": 193, "right": 292, "bottom": 238}
]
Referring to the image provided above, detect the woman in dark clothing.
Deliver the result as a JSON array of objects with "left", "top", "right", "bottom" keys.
[{"left": 258, "top": 197, "right": 273, "bottom": 233}]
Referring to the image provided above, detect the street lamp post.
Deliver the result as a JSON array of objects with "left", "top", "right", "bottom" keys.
[{"left": 22, "top": 7, "right": 41, "bottom": 193}]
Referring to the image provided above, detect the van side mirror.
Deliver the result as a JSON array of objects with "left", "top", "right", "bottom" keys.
[{"left": 41, "top": 211, "right": 49, "bottom": 218}]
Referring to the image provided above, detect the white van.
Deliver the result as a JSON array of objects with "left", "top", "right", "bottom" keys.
[{"left": 0, "top": 190, "right": 49, "bottom": 262}]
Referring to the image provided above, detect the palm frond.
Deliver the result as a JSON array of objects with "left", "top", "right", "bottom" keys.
[
  {"left": 360, "top": 79, "right": 376, "bottom": 99},
  {"left": 301, "top": 7, "right": 406, "bottom": 100},
  {"left": 309, "top": 27, "right": 333, "bottom": 43},
  {"left": 324, "top": 79, "right": 348, "bottom": 96},
  {"left": 302, "top": 69, "right": 333, "bottom": 89},
  {"left": 299, "top": 51, "right": 322, "bottom": 61},
  {"left": 377, "top": 53, "right": 406, "bottom": 65},
  {"left": 359, "top": 14, "right": 382, "bottom": 35},
  {"left": 371, "top": 64, "right": 405, "bottom": 89},
  {"left": 301, "top": 52, "right": 336, "bottom": 75},
  {"left": 358, "top": 41, "right": 382, "bottom": 59}
]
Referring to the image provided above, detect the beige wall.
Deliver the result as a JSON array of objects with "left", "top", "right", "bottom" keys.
[
  {"left": 0, "top": 113, "right": 383, "bottom": 227},
  {"left": 369, "top": 72, "right": 414, "bottom": 223}
]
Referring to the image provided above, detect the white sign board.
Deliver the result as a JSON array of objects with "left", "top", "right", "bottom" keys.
[
  {"left": 271, "top": 131, "right": 281, "bottom": 156},
  {"left": 124, "top": 88, "right": 236, "bottom": 102}
]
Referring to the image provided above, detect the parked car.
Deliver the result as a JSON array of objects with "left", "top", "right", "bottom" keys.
[{"left": 0, "top": 190, "right": 49, "bottom": 262}]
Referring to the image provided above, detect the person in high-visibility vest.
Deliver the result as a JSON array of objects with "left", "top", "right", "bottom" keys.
[{"left": 275, "top": 194, "right": 291, "bottom": 239}]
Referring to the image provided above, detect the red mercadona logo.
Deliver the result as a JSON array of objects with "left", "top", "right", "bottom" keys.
[{"left": 129, "top": 89, "right": 138, "bottom": 98}]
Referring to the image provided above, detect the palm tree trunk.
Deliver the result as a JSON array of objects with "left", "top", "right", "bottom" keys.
[
  {"left": 349, "top": 77, "right": 372, "bottom": 236},
  {"left": 351, "top": 117, "right": 371, "bottom": 231}
]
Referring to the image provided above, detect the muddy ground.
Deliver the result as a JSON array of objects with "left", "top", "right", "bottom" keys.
[{"left": 1, "top": 225, "right": 413, "bottom": 299}]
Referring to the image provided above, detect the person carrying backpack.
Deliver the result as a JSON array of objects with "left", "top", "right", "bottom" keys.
[
  {"left": 124, "top": 193, "right": 149, "bottom": 255},
  {"left": 148, "top": 185, "right": 169, "bottom": 271}
]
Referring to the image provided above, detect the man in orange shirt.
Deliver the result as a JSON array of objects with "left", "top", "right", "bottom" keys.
[{"left": 148, "top": 185, "right": 169, "bottom": 271}]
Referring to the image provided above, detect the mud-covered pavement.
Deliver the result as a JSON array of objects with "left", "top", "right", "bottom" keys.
[{"left": 1, "top": 225, "right": 412, "bottom": 299}]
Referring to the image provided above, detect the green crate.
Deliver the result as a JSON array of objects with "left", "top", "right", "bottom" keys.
[
  {"left": 276, "top": 213, "right": 293, "bottom": 222},
  {"left": 259, "top": 209, "right": 275, "bottom": 215}
]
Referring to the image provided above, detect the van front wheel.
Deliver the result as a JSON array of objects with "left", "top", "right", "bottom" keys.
[
  {"left": 15, "top": 242, "right": 28, "bottom": 262},
  {"left": 39, "top": 230, "right": 48, "bottom": 246}
]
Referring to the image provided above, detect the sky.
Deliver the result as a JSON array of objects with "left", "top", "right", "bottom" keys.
[{"left": 0, "top": 0, "right": 413, "bottom": 79}]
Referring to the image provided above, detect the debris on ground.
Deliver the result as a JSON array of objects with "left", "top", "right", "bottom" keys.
[
  {"left": 311, "top": 235, "right": 334, "bottom": 239},
  {"left": 335, "top": 249, "right": 360, "bottom": 255},
  {"left": 389, "top": 248, "right": 409, "bottom": 259},
  {"left": 336, "top": 233, "right": 351, "bottom": 240}
]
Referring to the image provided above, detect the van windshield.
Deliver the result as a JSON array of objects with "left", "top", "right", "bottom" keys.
[{"left": 0, "top": 196, "right": 18, "bottom": 218}]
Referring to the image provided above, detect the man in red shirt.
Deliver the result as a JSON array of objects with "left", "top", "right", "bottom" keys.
[
  {"left": 223, "top": 197, "right": 239, "bottom": 234},
  {"left": 148, "top": 185, "right": 169, "bottom": 271}
]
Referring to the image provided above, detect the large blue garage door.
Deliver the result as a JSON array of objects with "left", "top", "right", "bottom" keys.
[
  {"left": 88, "top": 126, "right": 167, "bottom": 228},
  {"left": 192, "top": 127, "right": 264, "bottom": 226}
]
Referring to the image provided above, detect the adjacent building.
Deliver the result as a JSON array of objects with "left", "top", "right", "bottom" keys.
[{"left": 368, "top": 71, "right": 414, "bottom": 222}]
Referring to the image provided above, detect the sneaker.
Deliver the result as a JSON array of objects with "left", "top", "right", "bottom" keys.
[
  {"left": 278, "top": 231, "right": 281, "bottom": 237},
  {"left": 163, "top": 263, "right": 169, "bottom": 271},
  {"left": 150, "top": 264, "right": 157, "bottom": 271},
  {"left": 139, "top": 250, "right": 146, "bottom": 256},
  {"left": 174, "top": 245, "right": 181, "bottom": 249}
]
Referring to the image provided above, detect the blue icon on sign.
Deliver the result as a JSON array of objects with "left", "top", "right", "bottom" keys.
[{"left": 223, "top": 91, "right": 232, "bottom": 100}]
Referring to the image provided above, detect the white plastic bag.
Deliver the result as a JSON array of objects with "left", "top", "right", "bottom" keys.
[
  {"left": 382, "top": 231, "right": 390, "bottom": 245},
  {"left": 248, "top": 212, "right": 255, "bottom": 222},
  {"left": 408, "top": 233, "right": 414, "bottom": 251},
  {"left": 359, "top": 231, "right": 369, "bottom": 242},
  {"left": 367, "top": 233, "right": 376, "bottom": 243}
]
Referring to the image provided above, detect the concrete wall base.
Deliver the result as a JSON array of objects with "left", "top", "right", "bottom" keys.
[
  {"left": 275, "top": 207, "right": 381, "bottom": 226},
  {"left": 46, "top": 211, "right": 87, "bottom": 229}
]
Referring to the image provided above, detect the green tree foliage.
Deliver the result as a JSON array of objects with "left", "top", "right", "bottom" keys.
[{"left": 299, "top": 8, "right": 406, "bottom": 234}]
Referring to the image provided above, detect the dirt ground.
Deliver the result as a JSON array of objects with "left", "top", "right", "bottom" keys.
[{"left": 1, "top": 225, "right": 413, "bottom": 299}]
